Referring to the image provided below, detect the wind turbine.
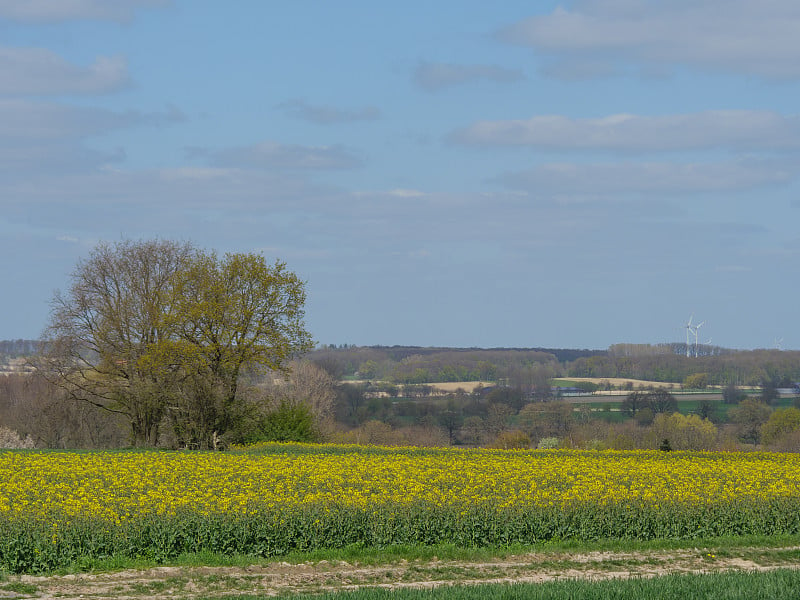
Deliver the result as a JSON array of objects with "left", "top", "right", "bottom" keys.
[
  {"left": 692, "top": 321, "right": 705, "bottom": 357},
  {"left": 684, "top": 315, "right": 694, "bottom": 357},
  {"left": 775, "top": 337, "right": 784, "bottom": 350}
]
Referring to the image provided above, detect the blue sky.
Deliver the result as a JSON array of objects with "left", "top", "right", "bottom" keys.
[{"left": 1, "top": 0, "right": 799, "bottom": 350}]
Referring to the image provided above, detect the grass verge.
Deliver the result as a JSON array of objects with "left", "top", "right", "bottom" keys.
[
  {"left": 43, "top": 534, "right": 800, "bottom": 575},
  {"left": 246, "top": 569, "right": 800, "bottom": 600},
  {"left": 8, "top": 537, "right": 800, "bottom": 599}
]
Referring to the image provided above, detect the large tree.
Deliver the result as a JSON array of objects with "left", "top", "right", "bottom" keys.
[
  {"left": 41, "top": 239, "right": 196, "bottom": 445},
  {"left": 729, "top": 398, "right": 772, "bottom": 445},
  {"left": 162, "top": 252, "right": 313, "bottom": 448},
  {"left": 41, "top": 240, "right": 312, "bottom": 448},
  {"left": 621, "top": 391, "right": 647, "bottom": 418},
  {"left": 646, "top": 388, "right": 678, "bottom": 415}
]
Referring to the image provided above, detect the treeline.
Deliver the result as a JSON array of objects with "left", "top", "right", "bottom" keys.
[
  {"left": 0, "top": 340, "right": 38, "bottom": 358},
  {"left": 309, "top": 346, "right": 600, "bottom": 384},
  {"left": 568, "top": 349, "right": 800, "bottom": 387},
  {"left": 3, "top": 338, "right": 800, "bottom": 452},
  {"left": 3, "top": 344, "right": 800, "bottom": 453},
  {"left": 0, "top": 360, "right": 336, "bottom": 450},
  {"left": 327, "top": 378, "right": 800, "bottom": 452},
  {"left": 9, "top": 341, "right": 799, "bottom": 387},
  {"left": 307, "top": 344, "right": 800, "bottom": 388}
]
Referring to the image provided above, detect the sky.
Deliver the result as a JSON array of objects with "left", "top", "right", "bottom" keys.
[{"left": 1, "top": 0, "right": 799, "bottom": 351}]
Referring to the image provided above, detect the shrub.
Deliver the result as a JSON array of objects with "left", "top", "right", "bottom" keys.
[
  {"left": 723, "top": 384, "right": 746, "bottom": 404},
  {"left": 490, "top": 430, "right": 530, "bottom": 450},
  {"left": 537, "top": 437, "right": 560, "bottom": 449},
  {"left": 761, "top": 407, "right": 800, "bottom": 447},
  {"left": 682, "top": 373, "right": 709, "bottom": 389},
  {"left": 648, "top": 413, "right": 718, "bottom": 451},
  {"left": 249, "top": 401, "right": 318, "bottom": 443},
  {"left": 0, "top": 427, "right": 34, "bottom": 449}
]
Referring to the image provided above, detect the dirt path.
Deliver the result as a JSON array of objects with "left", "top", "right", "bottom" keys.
[{"left": 6, "top": 546, "right": 800, "bottom": 599}]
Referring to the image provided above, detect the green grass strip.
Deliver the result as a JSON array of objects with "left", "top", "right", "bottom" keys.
[{"left": 217, "top": 569, "right": 800, "bottom": 600}]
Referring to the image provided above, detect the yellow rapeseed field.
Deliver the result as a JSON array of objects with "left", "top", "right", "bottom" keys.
[{"left": 1, "top": 445, "right": 799, "bottom": 524}]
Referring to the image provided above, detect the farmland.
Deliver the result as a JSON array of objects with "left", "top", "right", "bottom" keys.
[
  {"left": 3, "top": 443, "right": 800, "bottom": 576},
  {"left": 6, "top": 546, "right": 800, "bottom": 599}
]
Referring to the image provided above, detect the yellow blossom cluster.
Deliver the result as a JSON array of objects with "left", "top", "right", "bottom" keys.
[{"left": 1, "top": 446, "right": 798, "bottom": 523}]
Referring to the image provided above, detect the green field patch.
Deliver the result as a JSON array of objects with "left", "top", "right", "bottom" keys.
[{"left": 274, "top": 570, "right": 800, "bottom": 600}]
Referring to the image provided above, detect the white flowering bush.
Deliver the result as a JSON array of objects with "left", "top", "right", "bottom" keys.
[{"left": 0, "top": 426, "right": 35, "bottom": 449}]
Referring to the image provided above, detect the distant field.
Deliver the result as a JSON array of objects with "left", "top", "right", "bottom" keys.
[
  {"left": 435, "top": 378, "right": 686, "bottom": 394},
  {"left": 371, "top": 378, "right": 701, "bottom": 392},
  {"left": 347, "top": 381, "right": 493, "bottom": 393},
  {"left": 352, "top": 379, "right": 680, "bottom": 392},
  {"left": 428, "top": 381, "right": 493, "bottom": 393},
  {"left": 350, "top": 378, "right": 769, "bottom": 399},
  {"left": 558, "top": 377, "right": 682, "bottom": 389}
]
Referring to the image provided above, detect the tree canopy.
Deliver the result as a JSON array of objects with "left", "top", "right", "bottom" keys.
[{"left": 41, "top": 239, "right": 312, "bottom": 448}]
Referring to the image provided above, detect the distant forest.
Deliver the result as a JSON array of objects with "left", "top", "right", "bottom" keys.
[
  {"left": 308, "top": 343, "right": 800, "bottom": 387},
  {"left": 3, "top": 340, "right": 799, "bottom": 387},
  {"left": 0, "top": 340, "right": 38, "bottom": 357},
  {"left": 3, "top": 340, "right": 800, "bottom": 451}
]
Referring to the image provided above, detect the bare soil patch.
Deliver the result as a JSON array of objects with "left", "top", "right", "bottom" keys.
[
  {"left": 561, "top": 377, "right": 682, "bottom": 389},
  {"left": 11, "top": 546, "right": 800, "bottom": 599},
  {"left": 349, "top": 381, "right": 492, "bottom": 393},
  {"left": 427, "top": 381, "right": 492, "bottom": 393}
]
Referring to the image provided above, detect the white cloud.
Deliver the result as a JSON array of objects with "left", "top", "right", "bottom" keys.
[
  {"left": 413, "top": 61, "right": 524, "bottom": 91},
  {"left": 0, "top": 0, "right": 169, "bottom": 23},
  {"left": 0, "top": 166, "right": 336, "bottom": 229},
  {"left": 197, "top": 141, "right": 363, "bottom": 171},
  {"left": 0, "top": 100, "right": 181, "bottom": 173},
  {"left": 0, "top": 100, "right": 126, "bottom": 139},
  {"left": 156, "top": 167, "right": 239, "bottom": 182},
  {"left": 0, "top": 48, "right": 129, "bottom": 95},
  {"left": 387, "top": 189, "right": 426, "bottom": 198},
  {"left": 0, "top": 142, "right": 124, "bottom": 173},
  {"left": 451, "top": 111, "right": 800, "bottom": 152},
  {"left": 277, "top": 99, "right": 380, "bottom": 125},
  {"left": 500, "top": 0, "right": 800, "bottom": 79},
  {"left": 0, "top": 99, "right": 182, "bottom": 139},
  {"left": 497, "top": 159, "right": 797, "bottom": 194}
]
